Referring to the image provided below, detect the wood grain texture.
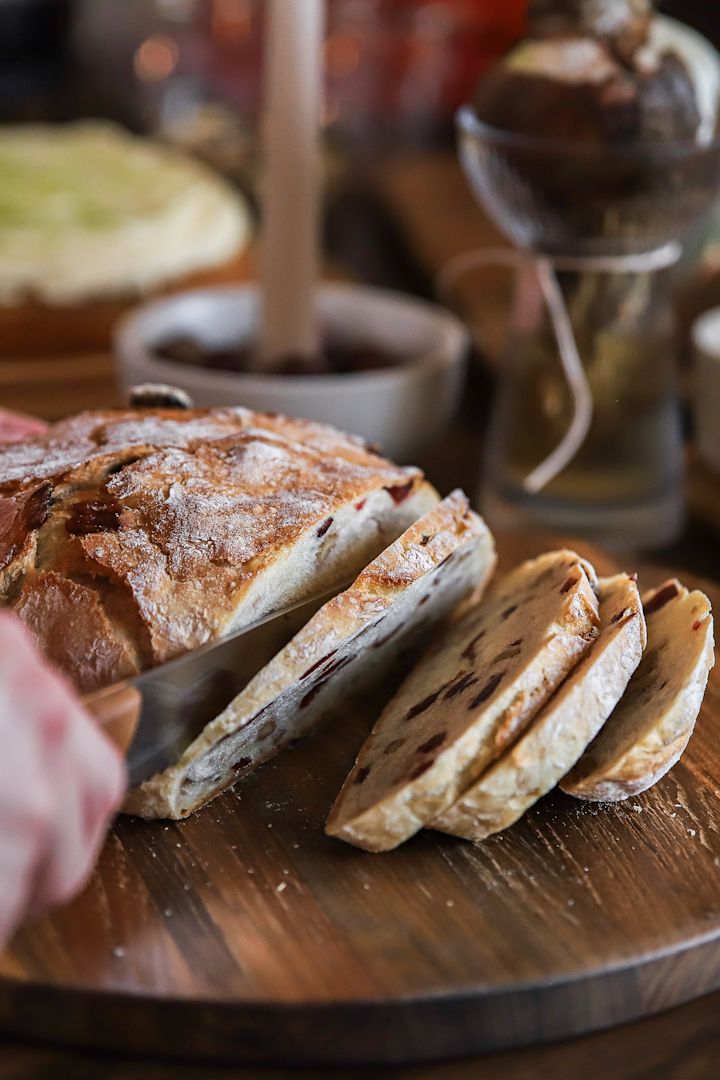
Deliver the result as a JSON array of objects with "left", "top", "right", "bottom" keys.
[
  {"left": 4, "top": 987, "right": 720, "bottom": 1079},
  {"left": 0, "top": 535, "right": 718, "bottom": 1066}
]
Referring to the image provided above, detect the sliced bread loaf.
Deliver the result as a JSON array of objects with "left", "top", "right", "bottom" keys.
[
  {"left": 561, "top": 578, "right": 715, "bottom": 801},
  {"left": 1, "top": 406, "right": 438, "bottom": 692},
  {"left": 125, "top": 491, "right": 496, "bottom": 819},
  {"left": 325, "top": 550, "right": 600, "bottom": 852},
  {"left": 433, "top": 573, "right": 646, "bottom": 841}
]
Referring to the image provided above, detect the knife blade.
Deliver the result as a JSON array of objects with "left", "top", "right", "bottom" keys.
[{"left": 83, "top": 587, "right": 343, "bottom": 787}]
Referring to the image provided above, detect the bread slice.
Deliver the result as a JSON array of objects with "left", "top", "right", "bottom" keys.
[
  {"left": 561, "top": 578, "right": 715, "bottom": 801},
  {"left": 325, "top": 550, "right": 600, "bottom": 852},
  {"left": 124, "top": 491, "right": 496, "bottom": 819},
  {"left": 0, "top": 406, "right": 438, "bottom": 691},
  {"left": 433, "top": 573, "right": 646, "bottom": 841}
]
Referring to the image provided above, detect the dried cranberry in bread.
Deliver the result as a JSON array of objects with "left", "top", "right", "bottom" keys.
[
  {"left": 0, "top": 406, "right": 438, "bottom": 692},
  {"left": 326, "top": 550, "right": 600, "bottom": 852},
  {"left": 124, "top": 491, "right": 496, "bottom": 819},
  {"left": 561, "top": 578, "right": 715, "bottom": 801},
  {"left": 433, "top": 573, "right": 646, "bottom": 841}
]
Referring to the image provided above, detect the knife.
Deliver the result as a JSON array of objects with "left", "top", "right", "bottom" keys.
[{"left": 83, "top": 587, "right": 342, "bottom": 786}]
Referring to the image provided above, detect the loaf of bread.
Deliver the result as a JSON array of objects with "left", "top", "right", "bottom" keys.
[
  {"left": 326, "top": 550, "right": 600, "bottom": 852},
  {"left": 125, "top": 490, "right": 496, "bottom": 819},
  {"left": 561, "top": 578, "right": 715, "bottom": 801},
  {"left": 433, "top": 573, "right": 646, "bottom": 841},
  {"left": 0, "top": 406, "right": 437, "bottom": 692}
]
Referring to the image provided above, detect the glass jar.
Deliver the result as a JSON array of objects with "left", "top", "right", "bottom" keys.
[{"left": 483, "top": 263, "right": 683, "bottom": 547}]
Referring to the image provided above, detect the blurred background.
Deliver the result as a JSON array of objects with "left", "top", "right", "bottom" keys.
[
  {"left": 3, "top": 2, "right": 717, "bottom": 143},
  {"left": 2, "top": 0, "right": 718, "bottom": 298},
  {"left": 2, "top": 1, "right": 525, "bottom": 142},
  {"left": 4, "top": 0, "right": 718, "bottom": 331}
]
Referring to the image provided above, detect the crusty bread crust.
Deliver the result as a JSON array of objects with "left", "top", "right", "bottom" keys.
[
  {"left": 124, "top": 491, "right": 496, "bottom": 819},
  {"left": 433, "top": 574, "right": 646, "bottom": 841},
  {"left": 326, "top": 550, "right": 600, "bottom": 852},
  {"left": 561, "top": 579, "right": 715, "bottom": 801},
  {"left": 0, "top": 407, "right": 436, "bottom": 692}
]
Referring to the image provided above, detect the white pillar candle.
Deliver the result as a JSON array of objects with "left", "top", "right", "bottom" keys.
[{"left": 259, "top": 0, "right": 325, "bottom": 367}]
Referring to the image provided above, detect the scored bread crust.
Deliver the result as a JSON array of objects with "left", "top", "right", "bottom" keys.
[
  {"left": 561, "top": 578, "right": 715, "bottom": 802},
  {"left": 325, "top": 550, "right": 601, "bottom": 852},
  {"left": 124, "top": 491, "right": 497, "bottom": 819},
  {"left": 0, "top": 407, "right": 437, "bottom": 692},
  {"left": 433, "top": 573, "right": 646, "bottom": 841}
]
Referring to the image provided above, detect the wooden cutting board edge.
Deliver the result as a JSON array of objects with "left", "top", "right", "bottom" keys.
[{"left": 2, "top": 930, "right": 720, "bottom": 1067}]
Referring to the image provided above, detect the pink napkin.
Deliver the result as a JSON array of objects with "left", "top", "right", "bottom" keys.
[{"left": 0, "top": 409, "right": 48, "bottom": 444}]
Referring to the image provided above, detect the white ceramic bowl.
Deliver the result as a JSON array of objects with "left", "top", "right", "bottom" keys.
[
  {"left": 692, "top": 306, "right": 720, "bottom": 473},
  {"left": 114, "top": 282, "right": 468, "bottom": 461}
]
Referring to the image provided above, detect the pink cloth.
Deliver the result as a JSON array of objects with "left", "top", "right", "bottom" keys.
[
  {"left": 0, "top": 409, "right": 126, "bottom": 945},
  {"left": 0, "top": 408, "right": 48, "bottom": 443}
]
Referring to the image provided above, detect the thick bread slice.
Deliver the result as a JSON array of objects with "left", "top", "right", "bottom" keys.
[
  {"left": 0, "top": 406, "right": 437, "bottom": 691},
  {"left": 561, "top": 578, "right": 715, "bottom": 801},
  {"left": 124, "top": 491, "right": 496, "bottom": 819},
  {"left": 433, "top": 573, "right": 646, "bottom": 841},
  {"left": 325, "top": 550, "right": 600, "bottom": 852}
]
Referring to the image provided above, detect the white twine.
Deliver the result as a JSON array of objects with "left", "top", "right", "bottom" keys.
[{"left": 436, "top": 242, "right": 682, "bottom": 493}]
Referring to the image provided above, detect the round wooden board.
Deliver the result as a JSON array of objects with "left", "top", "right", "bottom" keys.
[{"left": 1, "top": 541, "right": 719, "bottom": 1066}]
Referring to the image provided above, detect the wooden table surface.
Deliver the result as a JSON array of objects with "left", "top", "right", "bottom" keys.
[{"left": 1, "top": 152, "right": 719, "bottom": 1078}]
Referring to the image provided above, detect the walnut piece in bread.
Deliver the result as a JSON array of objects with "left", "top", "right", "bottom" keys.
[
  {"left": 326, "top": 550, "right": 600, "bottom": 852},
  {"left": 433, "top": 573, "right": 646, "bottom": 841},
  {"left": 128, "top": 383, "right": 193, "bottom": 409},
  {"left": 0, "top": 407, "right": 437, "bottom": 692},
  {"left": 561, "top": 578, "right": 715, "bottom": 801},
  {"left": 125, "top": 490, "right": 496, "bottom": 819}
]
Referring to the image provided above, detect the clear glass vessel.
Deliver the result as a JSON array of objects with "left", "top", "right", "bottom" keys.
[{"left": 458, "top": 105, "right": 720, "bottom": 548}]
